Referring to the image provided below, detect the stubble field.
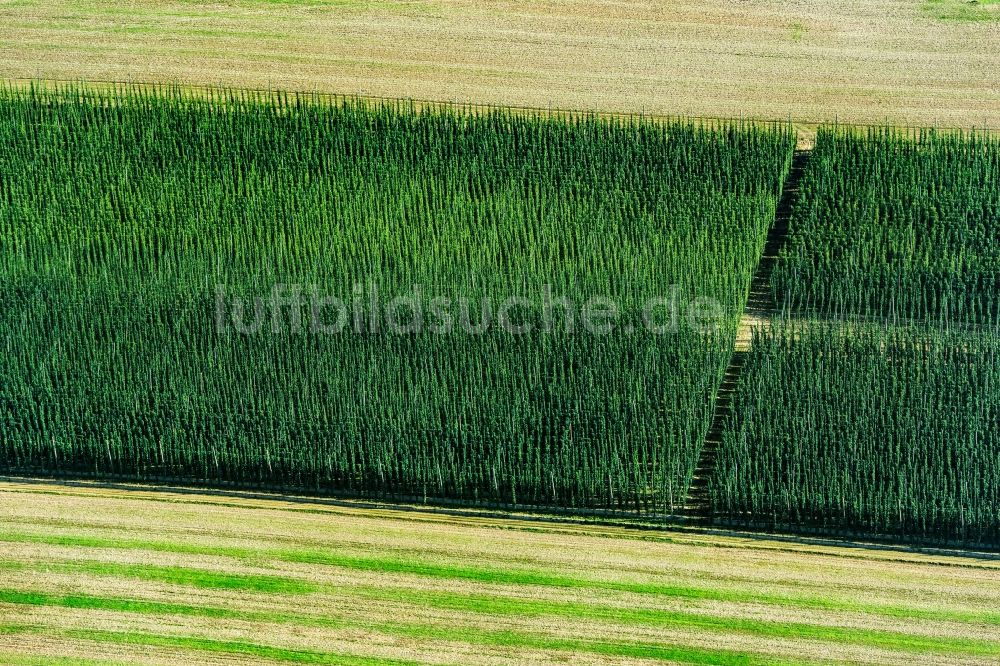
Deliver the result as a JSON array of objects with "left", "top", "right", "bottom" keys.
[
  {"left": 1, "top": 0, "right": 998, "bottom": 128},
  {"left": 1, "top": 480, "right": 999, "bottom": 665}
]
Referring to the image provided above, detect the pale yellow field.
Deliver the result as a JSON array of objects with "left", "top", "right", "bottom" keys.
[
  {"left": 1, "top": 0, "right": 998, "bottom": 128},
  {"left": 1, "top": 479, "right": 999, "bottom": 665}
]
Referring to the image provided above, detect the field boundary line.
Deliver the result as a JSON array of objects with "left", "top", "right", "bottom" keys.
[
  {"left": 4, "top": 77, "right": 1000, "bottom": 135},
  {"left": 3, "top": 475, "right": 998, "bottom": 561},
  {"left": 680, "top": 148, "right": 812, "bottom": 524}
]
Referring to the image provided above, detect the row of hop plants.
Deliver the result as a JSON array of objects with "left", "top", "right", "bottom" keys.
[
  {"left": 713, "top": 320, "right": 1000, "bottom": 545},
  {"left": 773, "top": 126, "right": 1000, "bottom": 325},
  {"left": 0, "top": 84, "right": 796, "bottom": 516},
  {"left": 714, "top": 126, "right": 1000, "bottom": 546}
]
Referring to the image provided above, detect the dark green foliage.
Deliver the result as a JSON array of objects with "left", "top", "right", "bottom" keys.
[
  {"left": 774, "top": 127, "right": 1000, "bottom": 323},
  {"left": 713, "top": 321, "right": 1000, "bottom": 545},
  {"left": 715, "top": 127, "right": 1000, "bottom": 546},
  {"left": 0, "top": 85, "right": 794, "bottom": 515}
]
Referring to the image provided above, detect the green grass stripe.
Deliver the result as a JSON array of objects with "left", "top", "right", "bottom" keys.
[
  {"left": 0, "top": 589, "right": 249, "bottom": 621},
  {"left": 0, "top": 529, "right": 256, "bottom": 561},
  {"left": 384, "top": 622, "right": 805, "bottom": 665},
  {"left": 66, "top": 629, "right": 418, "bottom": 666},
  {"left": 278, "top": 548, "right": 1000, "bottom": 626},
  {"left": 0, "top": 624, "right": 419, "bottom": 666},
  {"left": 0, "top": 595, "right": 805, "bottom": 666},
  {"left": 0, "top": 558, "right": 315, "bottom": 595},
  {"left": 355, "top": 586, "right": 1000, "bottom": 659},
  {"left": 0, "top": 656, "right": 128, "bottom": 666},
  {"left": 3, "top": 528, "right": 996, "bottom": 627}
]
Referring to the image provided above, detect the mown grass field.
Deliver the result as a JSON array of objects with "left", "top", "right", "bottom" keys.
[
  {"left": 1, "top": 480, "right": 999, "bottom": 665},
  {"left": 0, "top": 0, "right": 998, "bottom": 128}
]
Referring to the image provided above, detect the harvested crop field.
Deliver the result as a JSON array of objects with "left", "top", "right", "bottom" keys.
[
  {"left": 0, "top": 0, "right": 998, "bottom": 128},
  {"left": 1, "top": 479, "right": 999, "bottom": 665}
]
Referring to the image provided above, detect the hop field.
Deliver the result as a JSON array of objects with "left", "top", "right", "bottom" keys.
[
  {"left": 715, "top": 127, "right": 1000, "bottom": 547},
  {"left": 5, "top": 84, "right": 997, "bottom": 546},
  {"left": 714, "top": 320, "right": 1000, "bottom": 545},
  {"left": 0, "top": 85, "right": 795, "bottom": 517},
  {"left": 773, "top": 126, "right": 1000, "bottom": 324}
]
